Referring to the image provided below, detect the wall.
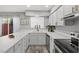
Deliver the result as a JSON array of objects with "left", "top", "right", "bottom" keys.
[
  {"left": 24, "top": 11, "right": 49, "bottom": 29},
  {"left": 13, "top": 16, "right": 20, "bottom": 32},
  {"left": 56, "top": 19, "right": 79, "bottom": 33},
  {"left": 0, "top": 12, "right": 25, "bottom": 35},
  {"left": 0, "top": 12, "right": 49, "bottom": 31},
  {"left": 44, "top": 16, "right": 49, "bottom": 26},
  {"left": 0, "top": 17, "right": 2, "bottom": 36},
  {"left": 20, "top": 16, "right": 31, "bottom": 29},
  {"left": 30, "top": 16, "right": 44, "bottom": 28},
  {"left": 25, "top": 11, "right": 49, "bottom": 16}
]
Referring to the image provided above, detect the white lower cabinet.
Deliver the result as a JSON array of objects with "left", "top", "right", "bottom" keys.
[
  {"left": 5, "top": 34, "right": 29, "bottom": 53},
  {"left": 6, "top": 47, "right": 14, "bottom": 53},
  {"left": 29, "top": 33, "right": 46, "bottom": 45},
  {"left": 29, "top": 33, "right": 38, "bottom": 45},
  {"left": 23, "top": 35, "right": 29, "bottom": 52},
  {"left": 50, "top": 37, "right": 54, "bottom": 53},
  {"left": 14, "top": 40, "right": 23, "bottom": 53},
  {"left": 37, "top": 33, "right": 46, "bottom": 45}
]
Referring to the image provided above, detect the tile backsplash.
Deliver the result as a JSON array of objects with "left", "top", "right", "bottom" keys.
[{"left": 56, "top": 19, "right": 79, "bottom": 33}]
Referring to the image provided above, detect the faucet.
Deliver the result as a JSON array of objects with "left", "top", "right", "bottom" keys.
[{"left": 35, "top": 25, "right": 40, "bottom": 31}]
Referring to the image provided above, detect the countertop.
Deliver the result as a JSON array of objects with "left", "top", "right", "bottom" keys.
[{"left": 0, "top": 30, "right": 71, "bottom": 52}]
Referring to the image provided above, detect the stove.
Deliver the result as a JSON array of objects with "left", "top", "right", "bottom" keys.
[{"left": 70, "top": 32, "right": 79, "bottom": 52}]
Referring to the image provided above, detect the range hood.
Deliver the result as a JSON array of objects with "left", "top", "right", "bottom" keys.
[{"left": 63, "top": 12, "right": 79, "bottom": 20}]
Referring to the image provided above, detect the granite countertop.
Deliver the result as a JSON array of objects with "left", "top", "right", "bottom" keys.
[{"left": 0, "top": 30, "right": 71, "bottom": 52}]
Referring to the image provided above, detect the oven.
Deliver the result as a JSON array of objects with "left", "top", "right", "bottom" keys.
[{"left": 71, "top": 37, "right": 79, "bottom": 52}]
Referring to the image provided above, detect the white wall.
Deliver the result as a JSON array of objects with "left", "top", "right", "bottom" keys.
[
  {"left": 13, "top": 16, "right": 20, "bottom": 32},
  {"left": 44, "top": 16, "right": 49, "bottom": 26},
  {"left": 56, "top": 19, "right": 79, "bottom": 33},
  {"left": 0, "top": 17, "right": 2, "bottom": 36},
  {"left": 31, "top": 16, "right": 44, "bottom": 28},
  {"left": 20, "top": 16, "right": 31, "bottom": 29},
  {"left": 25, "top": 11, "right": 49, "bottom": 16}
]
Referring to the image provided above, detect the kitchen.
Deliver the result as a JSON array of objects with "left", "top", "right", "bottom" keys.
[{"left": 0, "top": 5, "right": 79, "bottom": 53}]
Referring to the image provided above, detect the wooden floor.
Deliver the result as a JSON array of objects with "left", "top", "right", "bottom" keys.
[{"left": 26, "top": 45, "right": 49, "bottom": 53}]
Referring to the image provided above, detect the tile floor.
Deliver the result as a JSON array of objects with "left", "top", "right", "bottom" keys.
[{"left": 26, "top": 45, "right": 49, "bottom": 53}]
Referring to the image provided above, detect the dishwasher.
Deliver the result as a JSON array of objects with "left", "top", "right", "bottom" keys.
[{"left": 46, "top": 34, "right": 50, "bottom": 52}]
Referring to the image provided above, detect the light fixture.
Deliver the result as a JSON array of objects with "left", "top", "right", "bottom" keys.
[
  {"left": 27, "top": 5, "right": 31, "bottom": 7},
  {"left": 45, "top": 5, "right": 49, "bottom": 7}
]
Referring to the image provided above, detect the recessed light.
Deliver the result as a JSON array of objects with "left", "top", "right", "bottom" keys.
[{"left": 27, "top": 5, "right": 31, "bottom": 7}]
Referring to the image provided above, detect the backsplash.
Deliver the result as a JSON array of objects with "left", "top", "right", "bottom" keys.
[{"left": 56, "top": 19, "right": 79, "bottom": 34}]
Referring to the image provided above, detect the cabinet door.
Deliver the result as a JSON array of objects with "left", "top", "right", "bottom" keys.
[
  {"left": 56, "top": 6, "right": 64, "bottom": 26},
  {"left": 52, "top": 12, "right": 57, "bottom": 25},
  {"left": 49, "top": 15, "right": 53, "bottom": 25},
  {"left": 26, "top": 35, "right": 29, "bottom": 48},
  {"left": 29, "top": 33, "right": 38, "bottom": 45},
  {"left": 6, "top": 47, "right": 14, "bottom": 53},
  {"left": 63, "top": 5, "right": 73, "bottom": 16},
  {"left": 14, "top": 40, "right": 23, "bottom": 53},
  {"left": 23, "top": 37, "right": 27, "bottom": 52},
  {"left": 22, "top": 35, "right": 29, "bottom": 53},
  {"left": 29, "top": 33, "right": 46, "bottom": 45},
  {"left": 37, "top": 33, "right": 46, "bottom": 45},
  {"left": 50, "top": 38, "right": 54, "bottom": 53},
  {"left": 56, "top": 6, "right": 63, "bottom": 20}
]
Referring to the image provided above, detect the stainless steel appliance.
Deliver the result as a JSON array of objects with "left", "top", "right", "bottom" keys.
[
  {"left": 70, "top": 32, "right": 79, "bottom": 52},
  {"left": 46, "top": 34, "right": 50, "bottom": 52}
]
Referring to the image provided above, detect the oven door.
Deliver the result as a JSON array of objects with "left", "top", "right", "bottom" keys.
[
  {"left": 71, "top": 37, "right": 78, "bottom": 52},
  {"left": 71, "top": 37, "right": 78, "bottom": 46}
]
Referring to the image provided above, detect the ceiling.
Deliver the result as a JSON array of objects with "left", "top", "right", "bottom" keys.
[{"left": 0, "top": 5, "right": 53, "bottom": 12}]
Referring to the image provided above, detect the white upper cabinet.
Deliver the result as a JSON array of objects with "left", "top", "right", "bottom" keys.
[
  {"left": 56, "top": 6, "right": 64, "bottom": 26},
  {"left": 49, "top": 11, "right": 57, "bottom": 25},
  {"left": 49, "top": 5, "right": 78, "bottom": 26},
  {"left": 63, "top": 5, "right": 73, "bottom": 16},
  {"left": 49, "top": 14, "right": 53, "bottom": 25},
  {"left": 52, "top": 12, "right": 57, "bottom": 25},
  {"left": 56, "top": 6, "right": 63, "bottom": 19}
]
